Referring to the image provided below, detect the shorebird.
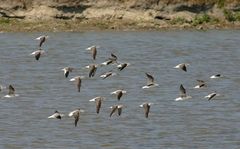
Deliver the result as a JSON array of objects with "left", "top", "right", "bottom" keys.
[
  {"left": 194, "top": 80, "right": 206, "bottom": 89},
  {"left": 70, "top": 76, "right": 85, "bottom": 92},
  {"left": 35, "top": 35, "right": 48, "bottom": 47},
  {"left": 30, "top": 49, "right": 45, "bottom": 60},
  {"left": 142, "top": 73, "right": 159, "bottom": 89},
  {"left": 89, "top": 96, "right": 105, "bottom": 114},
  {"left": 174, "top": 63, "right": 190, "bottom": 72},
  {"left": 210, "top": 74, "right": 223, "bottom": 79},
  {"left": 175, "top": 84, "right": 192, "bottom": 101},
  {"left": 117, "top": 63, "right": 130, "bottom": 71},
  {"left": 62, "top": 67, "right": 74, "bottom": 78},
  {"left": 101, "top": 53, "right": 118, "bottom": 65},
  {"left": 100, "top": 71, "right": 116, "bottom": 79},
  {"left": 88, "top": 64, "right": 98, "bottom": 78},
  {"left": 139, "top": 102, "right": 153, "bottom": 118},
  {"left": 109, "top": 105, "right": 124, "bottom": 117},
  {"left": 204, "top": 92, "right": 220, "bottom": 101},
  {"left": 86, "top": 46, "right": 97, "bottom": 60},
  {"left": 110, "top": 89, "right": 127, "bottom": 101},
  {"left": 69, "top": 109, "right": 85, "bottom": 127},
  {"left": 4, "top": 85, "right": 19, "bottom": 98},
  {"left": 48, "top": 111, "right": 64, "bottom": 119}
]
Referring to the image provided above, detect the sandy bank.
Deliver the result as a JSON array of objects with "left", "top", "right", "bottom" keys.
[{"left": 0, "top": 0, "right": 240, "bottom": 32}]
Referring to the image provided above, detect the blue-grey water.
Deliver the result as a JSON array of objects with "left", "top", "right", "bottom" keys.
[{"left": 0, "top": 30, "right": 240, "bottom": 149}]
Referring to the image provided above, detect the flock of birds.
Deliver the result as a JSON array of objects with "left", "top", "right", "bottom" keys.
[{"left": 0, "top": 35, "right": 224, "bottom": 127}]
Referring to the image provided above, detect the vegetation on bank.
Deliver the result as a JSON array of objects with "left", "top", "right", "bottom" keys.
[{"left": 1, "top": 0, "right": 240, "bottom": 31}]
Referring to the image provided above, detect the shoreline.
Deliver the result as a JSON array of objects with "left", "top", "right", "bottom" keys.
[
  {"left": 1, "top": 19, "right": 240, "bottom": 32},
  {"left": 1, "top": 1, "right": 240, "bottom": 32}
]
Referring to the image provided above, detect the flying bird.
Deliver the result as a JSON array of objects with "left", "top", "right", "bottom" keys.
[
  {"left": 110, "top": 89, "right": 127, "bottom": 101},
  {"left": 194, "top": 80, "right": 206, "bottom": 88},
  {"left": 174, "top": 63, "right": 189, "bottom": 72},
  {"left": 210, "top": 74, "right": 223, "bottom": 79},
  {"left": 109, "top": 105, "right": 124, "bottom": 117},
  {"left": 100, "top": 71, "right": 116, "bottom": 79},
  {"left": 35, "top": 35, "right": 48, "bottom": 47},
  {"left": 88, "top": 64, "right": 98, "bottom": 78},
  {"left": 4, "top": 85, "right": 19, "bottom": 98},
  {"left": 140, "top": 102, "right": 153, "bottom": 118},
  {"left": 86, "top": 46, "right": 97, "bottom": 60},
  {"left": 70, "top": 76, "right": 85, "bottom": 92},
  {"left": 89, "top": 96, "right": 105, "bottom": 114},
  {"left": 101, "top": 53, "right": 118, "bottom": 65},
  {"left": 175, "top": 84, "right": 192, "bottom": 101},
  {"left": 205, "top": 92, "right": 220, "bottom": 100},
  {"left": 142, "top": 73, "right": 159, "bottom": 89},
  {"left": 117, "top": 63, "right": 130, "bottom": 71},
  {"left": 68, "top": 109, "right": 84, "bottom": 127},
  {"left": 62, "top": 67, "right": 74, "bottom": 78},
  {"left": 30, "top": 49, "right": 45, "bottom": 60},
  {"left": 48, "top": 111, "right": 64, "bottom": 119}
]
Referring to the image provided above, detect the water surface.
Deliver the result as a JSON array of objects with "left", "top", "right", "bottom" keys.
[{"left": 0, "top": 30, "right": 240, "bottom": 149}]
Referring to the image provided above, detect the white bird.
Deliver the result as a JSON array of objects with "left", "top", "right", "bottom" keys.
[
  {"left": 142, "top": 73, "right": 159, "bottom": 89},
  {"left": 174, "top": 63, "right": 190, "bottom": 72},
  {"left": 69, "top": 109, "right": 85, "bottom": 127},
  {"left": 175, "top": 84, "right": 192, "bottom": 101},
  {"left": 110, "top": 89, "right": 127, "bottom": 101},
  {"left": 48, "top": 111, "right": 64, "bottom": 119},
  {"left": 140, "top": 102, "right": 153, "bottom": 118}
]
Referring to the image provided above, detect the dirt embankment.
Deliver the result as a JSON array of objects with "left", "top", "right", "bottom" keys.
[{"left": 0, "top": 0, "right": 240, "bottom": 31}]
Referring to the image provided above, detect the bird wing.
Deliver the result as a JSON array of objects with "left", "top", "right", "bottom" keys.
[
  {"left": 111, "top": 53, "right": 117, "bottom": 60},
  {"left": 110, "top": 106, "right": 117, "bottom": 117},
  {"left": 118, "top": 107, "right": 122, "bottom": 116},
  {"left": 89, "top": 65, "right": 97, "bottom": 78},
  {"left": 143, "top": 104, "right": 150, "bottom": 118},
  {"left": 117, "top": 91, "right": 123, "bottom": 101},
  {"left": 35, "top": 52, "right": 41, "bottom": 60},
  {"left": 39, "top": 37, "right": 45, "bottom": 47},
  {"left": 208, "top": 93, "right": 216, "bottom": 100},
  {"left": 73, "top": 111, "right": 80, "bottom": 127},
  {"left": 180, "top": 64, "right": 187, "bottom": 72},
  {"left": 96, "top": 99, "right": 102, "bottom": 114},
  {"left": 118, "top": 63, "right": 127, "bottom": 71},
  {"left": 76, "top": 78, "right": 81, "bottom": 92},
  {"left": 145, "top": 73, "right": 154, "bottom": 84},
  {"left": 180, "top": 84, "right": 186, "bottom": 96},
  {"left": 8, "top": 85, "right": 15, "bottom": 95},
  {"left": 92, "top": 47, "right": 97, "bottom": 60}
]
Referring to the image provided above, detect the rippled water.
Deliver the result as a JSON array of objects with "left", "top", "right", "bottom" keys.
[{"left": 0, "top": 30, "right": 240, "bottom": 148}]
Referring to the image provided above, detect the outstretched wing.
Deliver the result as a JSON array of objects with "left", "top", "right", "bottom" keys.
[
  {"left": 180, "top": 84, "right": 186, "bottom": 96},
  {"left": 110, "top": 106, "right": 117, "bottom": 117},
  {"left": 9, "top": 85, "right": 15, "bottom": 95},
  {"left": 145, "top": 73, "right": 154, "bottom": 85}
]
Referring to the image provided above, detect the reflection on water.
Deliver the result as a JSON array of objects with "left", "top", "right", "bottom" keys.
[{"left": 0, "top": 30, "right": 240, "bottom": 148}]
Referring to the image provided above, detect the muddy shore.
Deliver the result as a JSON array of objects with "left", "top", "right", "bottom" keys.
[{"left": 0, "top": 0, "right": 240, "bottom": 32}]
